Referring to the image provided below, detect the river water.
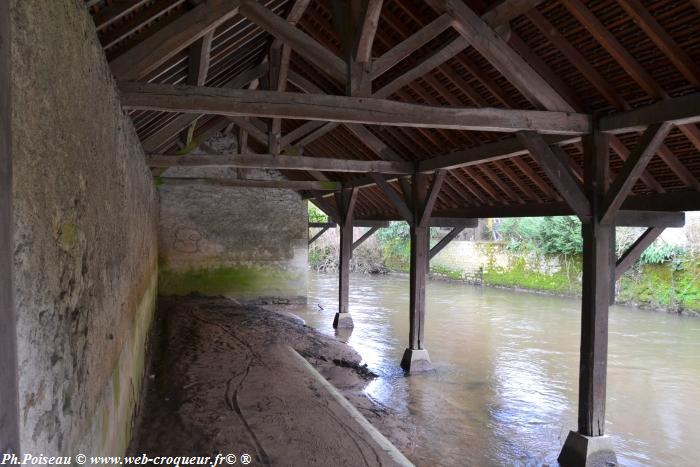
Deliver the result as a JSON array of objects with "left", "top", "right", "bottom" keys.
[{"left": 290, "top": 272, "right": 700, "bottom": 466}]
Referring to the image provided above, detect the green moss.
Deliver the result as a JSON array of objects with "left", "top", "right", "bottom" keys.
[
  {"left": 57, "top": 221, "right": 78, "bottom": 250},
  {"left": 431, "top": 265, "right": 464, "bottom": 280},
  {"left": 482, "top": 255, "right": 581, "bottom": 295},
  {"left": 617, "top": 259, "right": 700, "bottom": 312},
  {"left": 158, "top": 265, "right": 301, "bottom": 297}
]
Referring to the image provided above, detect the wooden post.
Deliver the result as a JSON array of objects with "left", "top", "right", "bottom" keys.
[
  {"left": 333, "top": 187, "right": 357, "bottom": 329},
  {"left": 559, "top": 130, "right": 617, "bottom": 466},
  {"left": 0, "top": 0, "right": 20, "bottom": 453},
  {"left": 400, "top": 173, "right": 432, "bottom": 372}
]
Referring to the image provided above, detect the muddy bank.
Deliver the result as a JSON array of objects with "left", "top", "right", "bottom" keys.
[{"left": 128, "top": 296, "right": 416, "bottom": 466}]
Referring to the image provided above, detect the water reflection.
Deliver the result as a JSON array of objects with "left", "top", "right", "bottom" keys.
[{"left": 290, "top": 273, "right": 700, "bottom": 466}]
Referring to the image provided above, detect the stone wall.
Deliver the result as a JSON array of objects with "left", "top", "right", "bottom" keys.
[
  {"left": 157, "top": 136, "right": 308, "bottom": 304},
  {"left": 10, "top": 0, "right": 158, "bottom": 457}
]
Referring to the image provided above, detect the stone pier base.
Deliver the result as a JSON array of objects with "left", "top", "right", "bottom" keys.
[
  {"left": 400, "top": 348, "right": 432, "bottom": 373},
  {"left": 333, "top": 312, "right": 354, "bottom": 329},
  {"left": 558, "top": 431, "right": 617, "bottom": 467}
]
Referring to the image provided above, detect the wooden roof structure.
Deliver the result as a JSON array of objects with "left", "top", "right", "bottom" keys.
[{"left": 85, "top": 0, "right": 700, "bottom": 222}]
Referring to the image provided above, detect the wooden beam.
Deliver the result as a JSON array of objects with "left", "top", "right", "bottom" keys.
[
  {"left": 516, "top": 131, "right": 591, "bottom": 220},
  {"left": 309, "top": 222, "right": 337, "bottom": 228},
  {"left": 615, "top": 227, "right": 665, "bottom": 280},
  {"left": 576, "top": 123, "right": 612, "bottom": 440},
  {"left": 142, "top": 61, "right": 268, "bottom": 152},
  {"left": 427, "top": 0, "right": 574, "bottom": 112},
  {"left": 616, "top": 211, "right": 683, "bottom": 228},
  {"left": 419, "top": 170, "right": 447, "bottom": 228},
  {"left": 147, "top": 153, "right": 414, "bottom": 173},
  {"left": 308, "top": 226, "right": 330, "bottom": 245},
  {"left": 370, "top": 173, "right": 413, "bottom": 223},
  {"left": 353, "top": 226, "right": 380, "bottom": 250},
  {"left": 118, "top": 83, "right": 592, "bottom": 135},
  {"left": 372, "top": 36, "right": 469, "bottom": 99},
  {"left": 429, "top": 226, "right": 465, "bottom": 260},
  {"left": 0, "top": 0, "right": 19, "bottom": 453},
  {"left": 600, "top": 122, "right": 672, "bottom": 224},
  {"left": 110, "top": 0, "right": 241, "bottom": 80},
  {"left": 429, "top": 217, "right": 477, "bottom": 228},
  {"left": 355, "top": 220, "right": 390, "bottom": 228},
  {"left": 599, "top": 93, "right": 700, "bottom": 133},
  {"left": 355, "top": 0, "right": 383, "bottom": 63},
  {"left": 159, "top": 177, "right": 341, "bottom": 190},
  {"left": 371, "top": 14, "right": 453, "bottom": 79},
  {"left": 184, "top": 31, "right": 215, "bottom": 146},
  {"left": 240, "top": 0, "right": 346, "bottom": 81},
  {"left": 418, "top": 134, "right": 579, "bottom": 172}
]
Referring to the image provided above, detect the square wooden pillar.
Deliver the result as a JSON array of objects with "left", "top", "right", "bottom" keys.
[
  {"left": 333, "top": 188, "right": 357, "bottom": 329},
  {"left": 401, "top": 173, "right": 432, "bottom": 372},
  {"left": 559, "top": 132, "right": 617, "bottom": 466}
]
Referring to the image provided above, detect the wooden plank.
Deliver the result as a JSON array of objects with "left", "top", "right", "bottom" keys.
[
  {"left": 352, "top": 226, "right": 380, "bottom": 250},
  {"left": 0, "top": 0, "right": 19, "bottom": 453},
  {"left": 146, "top": 153, "right": 414, "bottom": 173},
  {"left": 159, "top": 177, "right": 341, "bottom": 190},
  {"left": 427, "top": 0, "right": 574, "bottom": 112},
  {"left": 94, "top": 0, "right": 152, "bottom": 32},
  {"left": 525, "top": 9, "right": 628, "bottom": 111},
  {"left": 516, "top": 131, "right": 591, "bottom": 220},
  {"left": 371, "top": 14, "right": 453, "bottom": 79},
  {"left": 355, "top": 0, "right": 383, "bottom": 63},
  {"left": 615, "top": 227, "right": 665, "bottom": 280},
  {"left": 373, "top": 36, "right": 469, "bottom": 99},
  {"left": 110, "top": 0, "right": 241, "bottom": 81},
  {"left": 370, "top": 173, "right": 414, "bottom": 223},
  {"left": 600, "top": 93, "right": 700, "bottom": 133},
  {"left": 240, "top": 0, "right": 346, "bottom": 81},
  {"left": 600, "top": 122, "right": 672, "bottom": 224},
  {"left": 118, "top": 82, "right": 592, "bottom": 135},
  {"left": 617, "top": 0, "right": 700, "bottom": 88},
  {"left": 429, "top": 226, "right": 465, "bottom": 260},
  {"left": 419, "top": 170, "right": 447, "bottom": 228}
]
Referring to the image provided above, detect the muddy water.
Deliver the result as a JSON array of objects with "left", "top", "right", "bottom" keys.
[{"left": 291, "top": 273, "right": 700, "bottom": 466}]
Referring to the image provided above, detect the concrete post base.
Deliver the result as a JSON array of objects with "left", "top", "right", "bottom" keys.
[
  {"left": 400, "top": 348, "right": 432, "bottom": 373},
  {"left": 558, "top": 431, "right": 617, "bottom": 467},
  {"left": 333, "top": 312, "right": 354, "bottom": 329}
]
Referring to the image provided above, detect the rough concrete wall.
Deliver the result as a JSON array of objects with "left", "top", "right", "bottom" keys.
[
  {"left": 158, "top": 136, "right": 307, "bottom": 304},
  {"left": 10, "top": 0, "right": 158, "bottom": 457}
]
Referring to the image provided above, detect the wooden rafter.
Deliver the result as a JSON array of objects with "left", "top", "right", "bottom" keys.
[
  {"left": 110, "top": 0, "right": 241, "bottom": 81},
  {"left": 355, "top": 0, "right": 383, "bottom": 63},
  {"left": 159, "top": 177, "right": 341, "bottom": 191}
]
